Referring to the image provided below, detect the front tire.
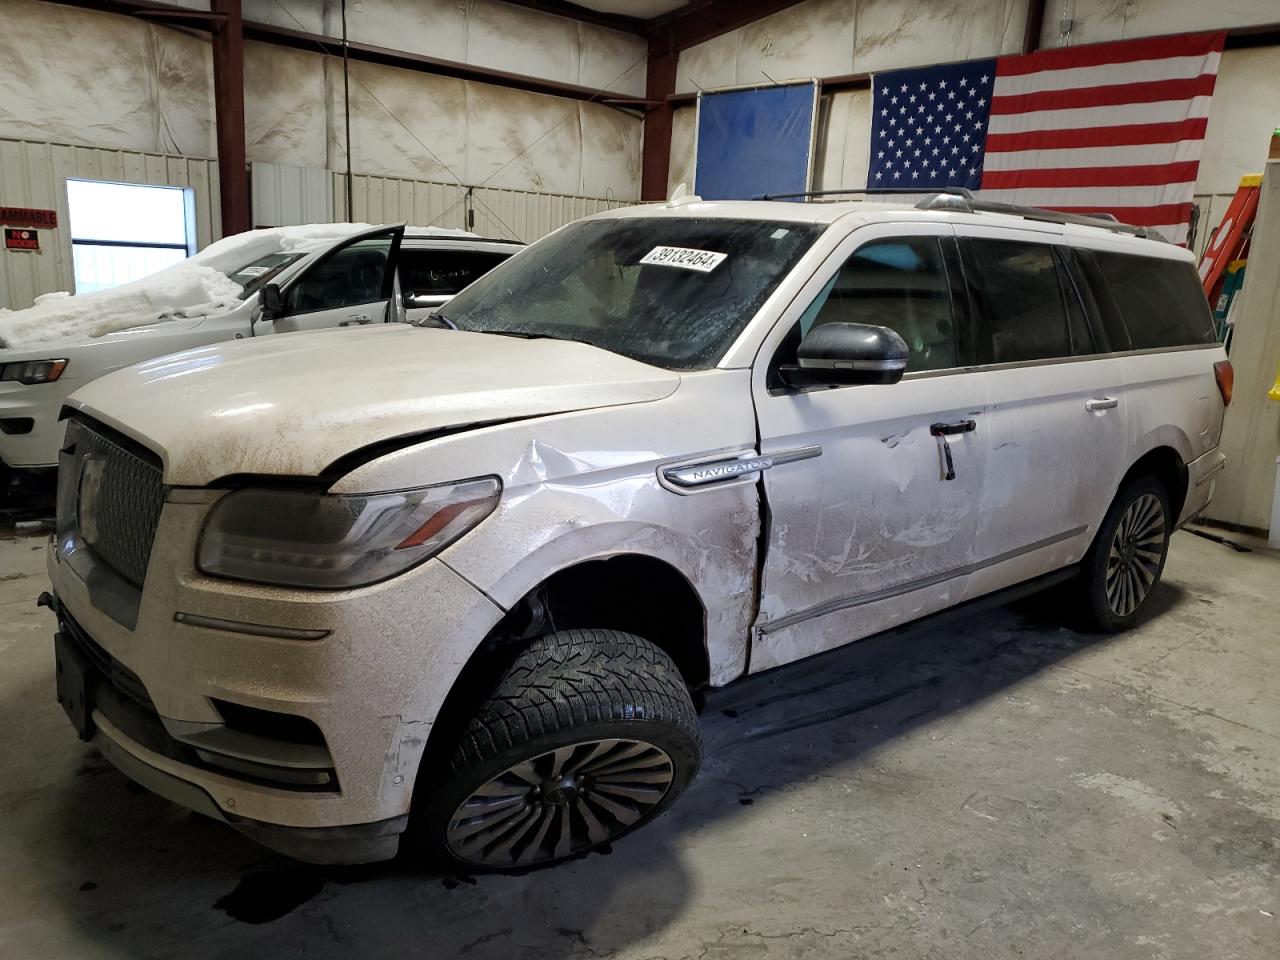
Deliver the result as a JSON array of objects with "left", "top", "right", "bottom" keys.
[
  {"left": 411, "top": 629, "right": 701, "bottom": 871},
  {"left": 1078, "top": 476, "right": 1172, "bottom": 632}
]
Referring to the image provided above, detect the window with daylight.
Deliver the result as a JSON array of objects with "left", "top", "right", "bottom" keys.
[{"left": 67, "top": 180, "right": 195, "bottom": 294}]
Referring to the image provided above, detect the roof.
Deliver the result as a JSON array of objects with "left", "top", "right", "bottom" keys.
[{"left": 584, "top": 193, "right": 1188, "bottom": 259}]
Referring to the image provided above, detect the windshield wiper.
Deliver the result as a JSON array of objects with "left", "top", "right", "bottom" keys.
[
  {"left": 484, "top": 330, "right": 599, "bottom": 349},
  {"left": 414, "top": 312, "right": 458, "bottom": 330}
]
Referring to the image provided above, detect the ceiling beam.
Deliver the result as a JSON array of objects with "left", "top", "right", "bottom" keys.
[
  {"left": 652, "top": 0, "right": 811, "bottom": 53},
  {"left": 490, "top": 0, "right": 649, "bottom": 34},
  {"left": 40, "top": 0, "right": 641, "bottom": 106}
]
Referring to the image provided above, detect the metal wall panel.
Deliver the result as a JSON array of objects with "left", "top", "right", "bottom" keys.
[
  {"left": 250, "top": 162, "right": 332, "bottom": 227},
  {"left": 0, "top": 138, "right": 220, "bottom": 311},
  {"left": 333, "top": 171, "right": 627, "bottom": 242}
]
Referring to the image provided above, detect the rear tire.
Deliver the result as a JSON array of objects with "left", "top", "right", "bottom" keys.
[
  {"left": 1077, "top": 476, "right": 1172, "bottom": 632},
  {"left": 409, "top": 629, "right": 701, "bottom": 871}
]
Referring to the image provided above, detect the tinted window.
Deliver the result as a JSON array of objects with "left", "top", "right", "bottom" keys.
[
  {"left": 441, "top": 218, "right": 822, "bottom": 370},
  {"left": 801, "top": 238, "right": 957, "bottom": 372},
  {"left": 962, "top": 239, "right": 1070, "bottom": 363},
  {"left": 399, "top": 249, "right": 511, "bottom": 298},
  {"left": 1083, "top": 250, "right": 1215, "bottom": 349},
  {"left": 287, "top": 237, "right": 393, "bottom": 314}
]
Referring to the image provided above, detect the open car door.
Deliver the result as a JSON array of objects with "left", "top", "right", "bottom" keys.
[{"left": 266, "top": 224, "right": 405, "bottom": 335}]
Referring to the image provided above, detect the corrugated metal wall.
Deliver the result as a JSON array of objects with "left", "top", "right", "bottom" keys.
[
  {"left": 251, "top": 163, "right": 627, "bottom": 244},
  {"left": 0, "top": 138, "right": 220, "bottom": 310},
  {"left": 333, "top": 169, "right": 629, "bottom": 242}
]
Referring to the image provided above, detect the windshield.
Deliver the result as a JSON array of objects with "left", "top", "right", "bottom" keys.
[
  {"left": 440, "top": 218, "right": 823, "bottom": 369},
  {"left": 225, "top": 253, "right": 304, "bottom": 299}
]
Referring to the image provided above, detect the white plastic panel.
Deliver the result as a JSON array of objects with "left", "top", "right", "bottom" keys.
[
  {"left": 674, "top": 0, "right": 1027, "bottom": 93},
  {"left": 0, "top": 0, "right": 216, "bottom": 157},
  {"left": 1040, "top": 0, "right": 1280, "bottom": 47},
  {"left": 0, "top": 138, "right": 219, "bottom": 310},
  {"left": 242, "top": 0, "right": 647, "bottom": 98}
]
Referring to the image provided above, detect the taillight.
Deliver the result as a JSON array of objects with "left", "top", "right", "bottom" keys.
[{"left": 1214, "top": 360, "right": 1233, "bottom": 407}]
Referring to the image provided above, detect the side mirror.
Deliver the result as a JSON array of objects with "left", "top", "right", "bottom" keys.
[
  {"left": 781, "top": 322, "right": 909, "bottom": 388},
  {"left": 259, "top": 282, "right": 284, "bottom": 319}
]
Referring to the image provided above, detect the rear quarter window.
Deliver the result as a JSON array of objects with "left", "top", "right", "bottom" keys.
[{"left": 1082, "top": 250, "right": 1215, "bottom": 350}]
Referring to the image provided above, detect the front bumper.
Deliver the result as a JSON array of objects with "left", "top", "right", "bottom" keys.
[
  {"left": 48, "top": 491, "right": 504, "bottom": 862},
  {"left": 0, "top": 378, "right": 78, "bottom": 469}
]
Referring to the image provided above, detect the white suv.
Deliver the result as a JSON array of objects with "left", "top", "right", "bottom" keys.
[
  {"left": 45, "top": 192, "right": 1230, "bottom": 869},
  {"left": 0, "top": 225, "right": 519, "bottom": 484}
]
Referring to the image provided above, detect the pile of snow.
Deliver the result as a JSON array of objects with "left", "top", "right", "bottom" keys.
[{"left": 0, "top": 222, "right": 382, "bottom": 350}]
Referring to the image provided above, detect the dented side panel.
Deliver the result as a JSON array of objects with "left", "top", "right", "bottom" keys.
[
  {"left": 339, "top": 370, "right": 762, "bottom": 687},
  {"left": 745, "top": 221, "right": 993, "bottom": 672},
  {"left": 752, "top": 374, "right": 991, "bottom": 671}
]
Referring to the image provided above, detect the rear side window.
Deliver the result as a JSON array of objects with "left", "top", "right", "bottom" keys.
[
  {"left": 800, "top": 237, "right": 957, "bottom": 372},
  {"left": 1080, "top": 250, "right": 1215, "bottom": 350},
  {"left": 399, "top": 249, "right": 511, "bottom": 298},
  {"left": 960, "top": 239, "right": 1071, "bottom": 363}
]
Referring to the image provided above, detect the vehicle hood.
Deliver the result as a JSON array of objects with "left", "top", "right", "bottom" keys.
[{"left": 66, "top": 325, "right": 681, "bottom": 486}]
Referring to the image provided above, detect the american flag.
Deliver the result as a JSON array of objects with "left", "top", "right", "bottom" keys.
[{"left": 868, "top": 32, "right": 1226, "bottom": 245}]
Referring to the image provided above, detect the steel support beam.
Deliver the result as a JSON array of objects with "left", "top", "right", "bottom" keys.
[
  {"left": 641, "top": 41, "right": 678, "bottom": 200},
  {"left": 491, "top": 0, "right": 648, "bottom": 35},
  {"left": 654, "top": 0, "right": 811, "bottom": 53},
  {"left": 40, "top": 1, "right": 640, "bottom": 106},
  {"left": 210, "top": 0, "right": 249, "bottom": 235},
  {"left": 1023, "top": 0, "right": 1046, "bottom": 53}
]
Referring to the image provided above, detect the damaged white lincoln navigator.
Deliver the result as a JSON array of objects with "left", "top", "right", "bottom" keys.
[{"left": 46, "top": 191, "right": 1231, "bottom": 869}]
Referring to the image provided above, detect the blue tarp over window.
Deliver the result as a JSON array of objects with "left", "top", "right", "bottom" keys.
[{"left": 694, "top": 83, "right": 817, "bottom": 201}]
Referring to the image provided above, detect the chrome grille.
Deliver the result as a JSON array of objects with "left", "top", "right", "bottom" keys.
[{"left": 59, "top": 419, "right": 165, "bottom": 587}]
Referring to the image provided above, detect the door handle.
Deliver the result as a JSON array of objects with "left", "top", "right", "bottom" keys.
[
  {"left": 929, "top": 420, "right": 976, "bottom": 481},
  {"left": 339, "top": 315, "right": 373, "bottom": 327},
  {"left": 1085, "top": 397, "right": 1119, "bottom": 412},
  {"left": 929, "top": 419, "right": 977, "bottom": 437}
]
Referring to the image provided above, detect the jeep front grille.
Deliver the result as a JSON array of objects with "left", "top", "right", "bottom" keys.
[{"left": 58, "top": 418, "right": 165, "bottom": 588}]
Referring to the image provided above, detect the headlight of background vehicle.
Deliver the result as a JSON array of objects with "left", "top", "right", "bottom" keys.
[
  {"left": 197, "top": 477, "right": 501, "bottom": 589},
  {"left": 0, "top": 359, "right": 68, "bottom": 384}
]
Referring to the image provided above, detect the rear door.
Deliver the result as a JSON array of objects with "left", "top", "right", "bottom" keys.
[
  {"left": 269, "top": 225, "right": 405, "bottom": 334},
  {"left": 952, "top": 227, "right": 1130, "bottom": 600}
]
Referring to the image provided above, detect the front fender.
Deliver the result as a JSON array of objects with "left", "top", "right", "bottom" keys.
[{"left": 441, "top": 474, "right": 760, "bottom": 687}]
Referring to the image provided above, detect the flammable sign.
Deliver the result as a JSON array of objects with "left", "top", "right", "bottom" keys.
[{"left": 4, "top": 228, "right": 39, "bottom": 251}]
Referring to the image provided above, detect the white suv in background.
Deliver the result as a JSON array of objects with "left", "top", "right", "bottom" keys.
[
  {"left": 0, "top": 225, "right": 519, "bottom": 484},
  {"left": 45, "top": 192, "right": 1229, "bottom": 870}
]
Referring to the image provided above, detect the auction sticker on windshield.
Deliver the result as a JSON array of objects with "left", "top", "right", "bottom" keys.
[{"left": 640, "top": 246, "right": 727, "bottom": 273}]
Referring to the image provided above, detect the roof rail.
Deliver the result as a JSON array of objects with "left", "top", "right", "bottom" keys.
[
  {"left": 914, "top": 192, "right": 1165, "bottom": 241},
  {"left": 754, "top": 186, "right": 975, "bottom": 201}
]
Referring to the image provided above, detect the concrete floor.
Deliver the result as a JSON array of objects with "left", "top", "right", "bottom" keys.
[{"left": 1, "top": 526, "right": 1277, "bottom": 959}]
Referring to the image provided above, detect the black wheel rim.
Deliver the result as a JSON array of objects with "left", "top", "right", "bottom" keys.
[
  {"left": 445, "top": 738, "right": 675, "bottom": 868},
  {"left": 1105, "top": 492, "right": 1166, "bottom": 618}
]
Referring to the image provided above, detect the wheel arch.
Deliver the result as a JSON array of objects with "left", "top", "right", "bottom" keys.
[
  {"left": 415, "top": 552, "right": 710, "bottom": 794},
  {"left": 1119, "top": 443, "right": 1189, "bottom": 521}
]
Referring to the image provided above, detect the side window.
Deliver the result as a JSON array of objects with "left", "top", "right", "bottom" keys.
[
  {"left": 287, "top": 236, "right": 394, "bottom": 315},
  {"left": 399, "top": 249, "right": 512, "bottom": 300},
  {"left": 1083, "top": 250, "right": 1215, "bottom": 349},
  {"left": 801, "top": 237, "right": 958, "bottom": 373},
  {"left": 961, "top": 239, "right": 1070, "bottom": 364}
]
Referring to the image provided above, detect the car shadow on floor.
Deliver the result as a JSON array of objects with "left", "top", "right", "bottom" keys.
[{"left": 29, "top": 577, "right": 1190, "bottom": 959}]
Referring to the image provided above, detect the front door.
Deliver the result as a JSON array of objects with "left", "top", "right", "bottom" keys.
[
  {"left": 750, "top": 224, "right": 990, "bottom": 672},
  {"left": 269, "top": 225, "right": 405, "bottom": 334}
]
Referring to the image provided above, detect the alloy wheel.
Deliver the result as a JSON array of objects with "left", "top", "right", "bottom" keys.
[
  {"left": 445, "top": 738, "right": 675, "bottom": 868},
  {"left": 1105, "top": 492, "right": 1166, "bottom": 618}
]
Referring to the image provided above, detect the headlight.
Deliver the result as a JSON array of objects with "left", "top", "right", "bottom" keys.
[
  {"left": 1, "top": 359, "right": 68, "bottom": 384},
  {"left": 197, "top": 477, "right": 501, "bottom": 588}
]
